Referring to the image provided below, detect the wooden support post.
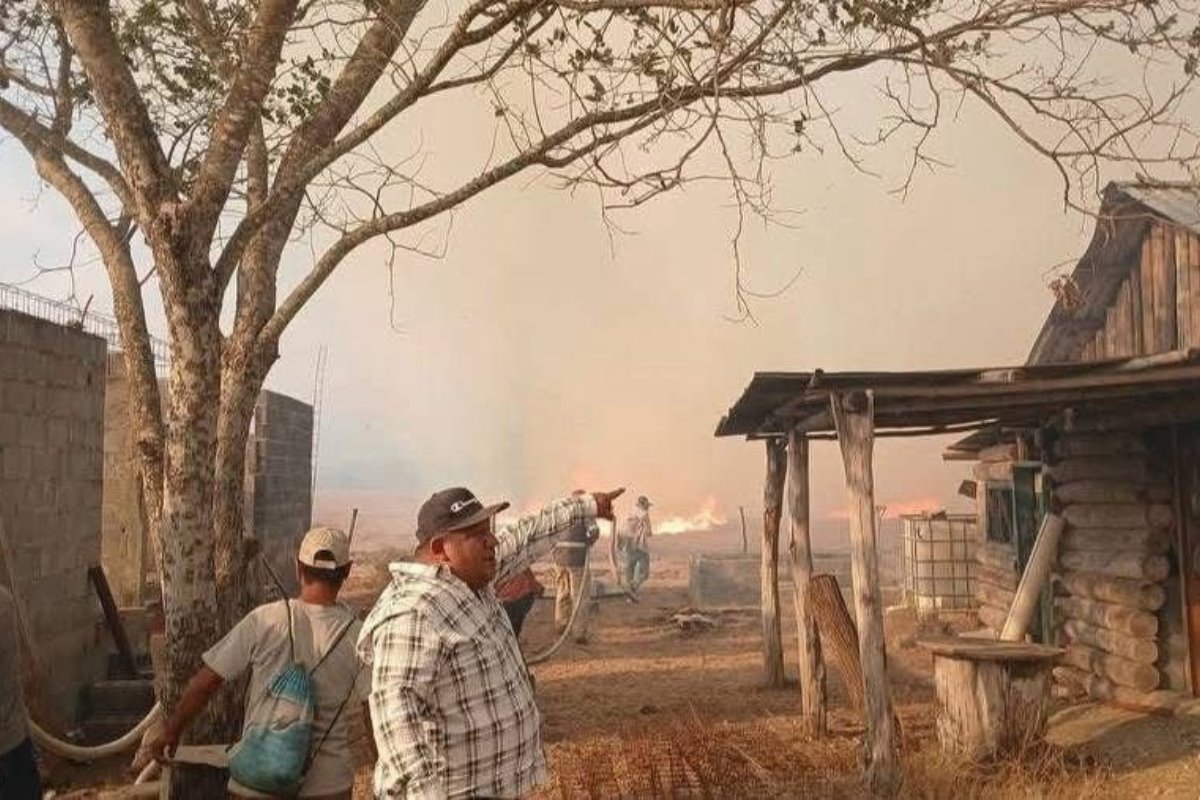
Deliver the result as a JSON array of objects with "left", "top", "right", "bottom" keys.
[
  {"left": 762, "top": 438, "right": 786, "bottom": 688},
  {"left": 787, "top": 430, "right": 826, "bottom": 735},
  {"left": 831, "top": 391, "right": 899, "bottom": 795},
  {"left": 89, "top": 565, "right": 139, "bottom": 679}
]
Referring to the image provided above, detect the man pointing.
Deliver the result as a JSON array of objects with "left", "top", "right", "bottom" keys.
[{"left": 359, "top": 485, "right": 623, "bottom": 799}]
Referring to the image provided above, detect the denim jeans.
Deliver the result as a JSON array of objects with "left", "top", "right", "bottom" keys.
[{"left": 624, "top": 548, "right": 650, "bottom": 591}]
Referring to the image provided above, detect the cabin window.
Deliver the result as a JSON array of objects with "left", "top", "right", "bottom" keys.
[{"left": 985, "top": 483, "right": 1014, "bottom": 545}]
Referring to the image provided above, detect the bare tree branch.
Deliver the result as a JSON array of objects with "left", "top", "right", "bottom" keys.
[
  {"left": 187, "top": 0, "right": 300, "bottom": 243},
  {"left": 53, "top": 0, "right": 174, "bottom": 217}
]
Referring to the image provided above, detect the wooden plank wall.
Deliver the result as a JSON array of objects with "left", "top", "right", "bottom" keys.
[{"left": 1079, "top": 222, "right": 1200, "bottom": 361}]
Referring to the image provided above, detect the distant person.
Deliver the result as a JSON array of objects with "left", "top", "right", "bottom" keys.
[
  {"left": 359, "top": 485, "right": 623, "bottom": 799},
  {"left": 494, "top": 567, "right": 545, "bottom": 637},
  {"left": 0, "top": 584, "right": 40, "bottom": 800},
  {"left": 552, "top": 492, "right": 600, "bottom": 641},
  {"left": 620, "top": 495, "right": 654, "bottom": 599},
  {"left": 150, "top": 528, "right": 371, "bottom": 800}
]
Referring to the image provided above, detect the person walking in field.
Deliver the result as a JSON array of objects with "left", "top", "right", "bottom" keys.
[{"left": 620, "top": 495, "right": 654, "bottom": 599}]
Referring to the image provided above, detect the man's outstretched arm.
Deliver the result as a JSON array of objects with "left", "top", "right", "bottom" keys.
[{"left": 493, "top": 489, "right": 623, "bottom": 584}]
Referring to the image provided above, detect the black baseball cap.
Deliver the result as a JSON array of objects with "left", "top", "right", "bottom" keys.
[{"left": 415, "top": 487, "right": 510, "bottom": 544}]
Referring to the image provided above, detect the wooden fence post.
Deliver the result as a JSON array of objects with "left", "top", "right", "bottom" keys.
[{"left": 831, "top": 391, "right": 899, "bottom": 795}]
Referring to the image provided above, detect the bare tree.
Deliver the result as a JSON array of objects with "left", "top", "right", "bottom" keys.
[{"left": 0, "top": 0, "right": 1197, "bottom": 793}]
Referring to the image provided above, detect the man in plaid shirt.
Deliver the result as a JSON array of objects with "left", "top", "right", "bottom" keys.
[{"left": 358, "top": 485, "right": 623, "bottom": 798}]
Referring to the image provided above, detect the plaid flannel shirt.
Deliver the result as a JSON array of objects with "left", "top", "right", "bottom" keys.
[{"left": 358, "top": 494, "right": 599, "bottom": 799}]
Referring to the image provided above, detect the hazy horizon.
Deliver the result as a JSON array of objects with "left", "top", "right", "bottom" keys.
[{"left": 2, "top": 49, "right": 1195, "bottom": 540}]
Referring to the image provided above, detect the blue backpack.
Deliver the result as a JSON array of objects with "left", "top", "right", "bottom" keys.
[{"left": 227, "top": 601, "right": 359, "bottom": 797}]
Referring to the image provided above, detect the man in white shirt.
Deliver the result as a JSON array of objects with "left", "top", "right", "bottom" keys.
[{"left": 151, "top": 527, "right": 370, "bottom": 799}]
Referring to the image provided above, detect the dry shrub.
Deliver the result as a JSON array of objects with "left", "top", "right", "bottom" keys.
[
  {"left": 901, "top": 739, "right": 1109, "bottom": 799},
  {"left": 538, "top": 716, "right": 1108, "bottom": 800},
  {"left": 538, "top": 716, "right": 859, "bottom": 799}
]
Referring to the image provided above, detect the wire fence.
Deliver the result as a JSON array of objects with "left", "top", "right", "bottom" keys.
[{"left": 0, "top": 281, "right": 170, "bottom": 366}]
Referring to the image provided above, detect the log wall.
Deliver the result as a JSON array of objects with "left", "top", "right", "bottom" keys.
[{"left": 1048, "top": 431, "right": 1182, "bottom": 704}]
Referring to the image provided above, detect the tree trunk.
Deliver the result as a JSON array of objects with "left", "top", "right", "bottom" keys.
[
  {"left": 152, "top": 257, "right": 244, "bottom": 797},
  {"left": 830, "top": 391, "right": 898, "bottom": 796},
  {"left": 786, "top": 431, "right": 826, "bottom": 735},
  {"left": 761, "top": 438, "right": 786, "bottom": 689},
  {"left": 931, "top": 652, "right": 1053, "bottom": 761},
  {"left": 213, "top": 343, "right": 273, "bottom": 624}
]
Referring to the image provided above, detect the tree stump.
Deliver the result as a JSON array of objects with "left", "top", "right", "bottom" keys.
[{"left": 919, "top": 636, "right": 1062, "bottom": 761}]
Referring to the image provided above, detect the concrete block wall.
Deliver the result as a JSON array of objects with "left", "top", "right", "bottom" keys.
[
  {"left": 248, "top": 391, "right": 314, "bottom": 593},
  {"left": 0, "top": 309, "right": 107, "bottom": 725}
]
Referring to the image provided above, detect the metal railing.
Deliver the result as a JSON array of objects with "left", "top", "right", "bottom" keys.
[{"left": 0, "top": 281, "right": 170, "bottom": 366}]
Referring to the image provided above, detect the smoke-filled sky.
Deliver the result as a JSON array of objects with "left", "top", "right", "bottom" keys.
[{"left": 1, "top": 51, "right": 1196, "bottom": 545}]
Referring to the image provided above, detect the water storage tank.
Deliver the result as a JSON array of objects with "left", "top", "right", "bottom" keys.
[{"left": 902, "top": 513, "right": 978, "bottom": 615}]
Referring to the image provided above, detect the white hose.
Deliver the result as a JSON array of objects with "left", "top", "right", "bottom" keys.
[
  {"left": 525, "top": 548, "right": 592, "bottom": 665},
  {"left": 135, "top": 759, "right": 160, "bottom": 784},
  {"left": 28, "top": 703, "right": 162, "bottom": 761}
]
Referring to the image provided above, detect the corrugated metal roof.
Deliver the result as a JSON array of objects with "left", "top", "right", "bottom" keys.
[
  {"left": 714, "top": 348, "right": 1200, "bottom": 439},
  {"left": 1117, "top": 183, "right": 1200, "bottom": 235}
]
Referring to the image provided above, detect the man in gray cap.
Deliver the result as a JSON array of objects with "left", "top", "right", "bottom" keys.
[
  {"left": 358, "top": 485, "right": 623, "bottom": 799},
  {"left": 551, "top": 490, "right": 600, "bottom": 640}
]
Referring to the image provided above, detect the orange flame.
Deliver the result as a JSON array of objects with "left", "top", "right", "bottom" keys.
[
  {"left": 656, "top": 496, "right": 728, "bottom": 535},
  {"left": 825, "top": 496, "right": 943, "bottom": 520}
]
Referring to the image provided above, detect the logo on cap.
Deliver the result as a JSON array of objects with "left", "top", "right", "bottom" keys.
[
  {"left": 416, "top": 487, "right": 510, "bottom": 543},
  {"left": 449, "top": 498, "right": 481, "bottom": 514}
]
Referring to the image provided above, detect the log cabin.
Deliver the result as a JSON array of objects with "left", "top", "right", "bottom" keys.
[
  {"left": 714, "top": 182, "right": 1200, "bottom": 756},
  {"left": 947, "top": 182, "right": 1200, "bottom": 711}
]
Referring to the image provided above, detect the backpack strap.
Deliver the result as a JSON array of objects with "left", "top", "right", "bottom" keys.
[
  {"left": 301, "top": 661, "right": 363, "bottom": 778},
  {"left": 282, "top": 598, "right": 296, "bottom": 663},
  {"left": 299, "top": 610, "right": 363, "bottom": 780}
]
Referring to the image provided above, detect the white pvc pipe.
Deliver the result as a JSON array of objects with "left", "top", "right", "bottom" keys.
[
  {"left": 28, "top": 703, "right": 162, "bottom": 761},
  {"left": 1000, "top": 513, "right": 1065, "bottom": 642}
]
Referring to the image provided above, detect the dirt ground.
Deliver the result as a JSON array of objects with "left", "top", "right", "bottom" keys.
[{"left": 54, "top": 550, "right": 1200, "bottom": 798}]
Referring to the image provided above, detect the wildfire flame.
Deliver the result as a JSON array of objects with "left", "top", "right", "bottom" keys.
[
  {"left": 655, "top": 496, "right": 728, "bottom": 535},
  {"left": 825, "top": 496, "right": 944, "bottom": 520}
]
